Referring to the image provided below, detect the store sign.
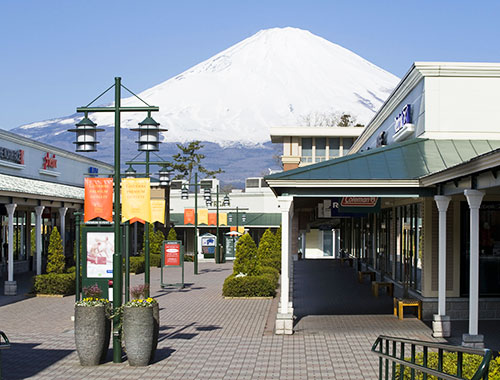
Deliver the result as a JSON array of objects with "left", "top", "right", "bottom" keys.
[
  {"left": 0, "top": 147, "right": 24, "bottom": 164},
  {"left": 394, "top": 104, "right": 411, "bottom": 133},
  {"left": 164, "top": 242, "right": 181, "bottom": 266},
  {"left": 88, "top": 166, "right": 99, "bottom": 174},
  {"left": 341, "top": 197, "right": 378, "bottom": 207},
  {"left": 43, "top": 152, "right": 57, "bottom": 169}
]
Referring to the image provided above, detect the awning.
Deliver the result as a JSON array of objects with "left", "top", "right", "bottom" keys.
[
  {"left": 0, "top": 173, "right": 84, "bottom": 201},
  {"left": 265, "top": 138, "right": 500, "bottom": 197}
]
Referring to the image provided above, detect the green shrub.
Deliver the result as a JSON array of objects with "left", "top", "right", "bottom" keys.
[
  {"left": 184, "top": 254, "right": 194, "bottom": 262},
  {"left": 233, "top": 234, "right": 259, "bottom": 275},
  {"left": 257, "top": 229, "right": 280, "bottom": 271},
  {"left": 66, "top": 266, "right": 76, "bottom": 273},
  {"left": 142, "top": 227, "right": 165, "bottom": 255},
  {"left": 222, "top": 274, "right": 276, "bottom": 297},
  {"left": 33, "top": 273, "right": 75, "bottom": 295},
  {"left": 398, "top": 352, "right": 500, "bottom": 379},
  {"left": 150, "top": 253, "right": 161, "bottom": 267},
  {"left": 167, "top": 227, "right": 177, "bottom": 241},
  {"left": 129, "top": 256, "right": 145, "bottom": 274},
  {"left": 47, "top": 227, "right": 65, "bottom": 274},
  {"left": 258, "top": 266, "right": 280, "bottom": 285}
]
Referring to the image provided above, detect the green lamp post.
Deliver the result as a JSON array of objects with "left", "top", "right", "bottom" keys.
[{"left": 69, "top": 77, "right": 162, "bottom": 364}]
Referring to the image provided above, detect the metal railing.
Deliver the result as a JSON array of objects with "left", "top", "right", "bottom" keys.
[
  {"left": 371, "top": 335, "right": 492, "bottom": 380},
  {"left": 0, "top": 331, "right": 10, "bottom": 380}
]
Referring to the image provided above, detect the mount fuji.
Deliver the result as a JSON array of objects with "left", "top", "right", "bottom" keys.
[{"left": 12, "top": 27, "right": 399, "bottom": 186}]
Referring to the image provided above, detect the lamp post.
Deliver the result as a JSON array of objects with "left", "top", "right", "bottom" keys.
[{"left": 69, "top": 77, "right": 162, "bottom": 364}]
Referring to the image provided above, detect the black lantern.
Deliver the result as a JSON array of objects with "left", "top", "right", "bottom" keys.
[
  {"left": 223, "top": 194, "right": 230, "bottom": 206},
  {"left": 69, "top": 113, "right": 104, "bottom": 152},
  {"left": 158, "top": 166, "right": 170, "bottom": 187},
  {"left": 181, "top": 184, "right": 189, "bottom": 200},
  {"left": 125, "top": 165, "right": 136, "bottom": 178},
  {"left": 132, "top": 113, "right": 167, "bottom": 151}
]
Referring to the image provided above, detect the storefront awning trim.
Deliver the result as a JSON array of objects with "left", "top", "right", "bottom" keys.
[{"left": 0, "top": 173, "right": 84, "bottom": 200}]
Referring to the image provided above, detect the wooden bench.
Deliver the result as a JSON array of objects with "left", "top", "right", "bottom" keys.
[
  {"left": 340, "top": 257, "right": 353, "bottom": 267},
  {"left": 371, "top": 281, "right": 394, "bottom": 297},
  {"left": 393, "top": 298, "right": 422, "bottom": 320},
  {"left": 358, "top": 270, "right": 376, "bottom": 283}
]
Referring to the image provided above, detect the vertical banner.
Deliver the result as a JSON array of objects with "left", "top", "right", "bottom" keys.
[
  {"left": 219, "top": 212, "right": 228, "bottom": 226},
  {"left": 198, "top": 209, "right": 208, "bottom": 225},
  {"left": 208, "top": 213, "right": 217, "bottom": 226},
  {"left": 150, "top": 199, "right": 165, "bottom": 224},
  {"left": 121, "top": 178, "right": 151, "bottom": 223},
  {"left": 184, "top": 209, "right": 195, "bottom": 225},
  {"left": 84, "top": 178, "right": 113, "bottom": 222}
]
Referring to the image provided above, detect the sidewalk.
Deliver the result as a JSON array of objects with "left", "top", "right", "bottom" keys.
[{"left": 0, "top": 261, "right": 437, "bottom": 379}]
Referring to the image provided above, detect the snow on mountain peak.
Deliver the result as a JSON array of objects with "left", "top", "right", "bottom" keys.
[{"left": 17, "top": 27, "right": 399, "bottom": 147}]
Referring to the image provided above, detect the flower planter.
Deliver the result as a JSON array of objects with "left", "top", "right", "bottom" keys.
[
  {"left": 151, "top": 302, "right": 159, "bottom": 363},
  {"left": 123, "top": 305, "right": 154, "bottom": 366},
  {"left": 74, "top": 305, "right": 110, "bottom": 366}
]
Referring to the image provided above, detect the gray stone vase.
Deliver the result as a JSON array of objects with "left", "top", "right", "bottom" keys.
[
  {"left": 123, "top": 305, "right": 154, "bottom": 366},
  {"left": 74, "top": 305, "right": 110, "bottom": 366}
]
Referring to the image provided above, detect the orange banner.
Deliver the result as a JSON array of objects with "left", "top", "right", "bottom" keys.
[
  {"left": 130, "top": 217, "right": 145, "bottom": 224},
  {"left": 184, "top": 209, "right": 195, "bottom": 225},
  {"left": 208, "top": 213, "right": 217, "bottom": 226},
  {"left": 198, "top": 209, "right": 208, "bottom": 225},
  {"left": 84, "top": 178, "right": 113, "bottom": 223},
  {"left": 230, "top": 226, "right": 245, "bottom": 233}
]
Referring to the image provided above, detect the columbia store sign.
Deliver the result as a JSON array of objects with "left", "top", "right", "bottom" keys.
[
  {"left": 341, "top": 197, "right": 378, "bottom": 207},
  {"left": 0, "top": 147, "right": 24, "bottom": 164}
]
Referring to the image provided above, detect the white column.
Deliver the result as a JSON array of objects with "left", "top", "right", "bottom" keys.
[
  {"left": 34, "top": 206, "right": 45, "bottom": 276},
  {"left": 463, "top": 190, "right": 484, "bottom": 346},
  {"left": 433, "top": 195, "right": 451, "bottom": 338},
  {"left": 59, "top": 207, "right": 67, "bottom": 256},
  {"left": 276, "top": 196, "right": 293, "bottom": 335},
  {"left": 4, "top": 203, "right": 17, "bottom": 295}
]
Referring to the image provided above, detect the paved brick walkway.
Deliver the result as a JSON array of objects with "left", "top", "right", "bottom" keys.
[{"left": 0, "top": 260, "right": 437, "bottom": 379}]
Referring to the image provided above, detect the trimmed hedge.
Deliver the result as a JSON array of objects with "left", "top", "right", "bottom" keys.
[
  {"left": 129, "top": 256, "right": 145, "bottom": 274},
  {"left": 258, "top": 266, "right": 280, "bottom": 284},
  {"left": 398, "top": 352, "right": 500, "bottom": 379},
  {"left": 184, "top": 254, "right": 194, "bottom": 262},
  {"left": 33, "top": 273, "right": 75, "bottom": 295},
  {"left": 139, "top": 253, "right": 161, "bottom": 267},
  {"left": 222, "top": 274, "right": 276, "bottom": 297}
]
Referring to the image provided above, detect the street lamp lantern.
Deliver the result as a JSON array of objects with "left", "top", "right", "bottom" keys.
[
  {"left": 158, "top": 166, "right": 170, "bottom": 187},
  {"left": 132, "top": 113, "right": 166, "bottom": 151},
  {"left": 69, "top": 113, "right": 104, "bottom": 152},
  {"left": 181, "top": 184, "right": 189, "bottom": 200},
  {"left": 125, "top": 164, "right": 137, "bottom": 178},
  {"left": 223, "top": 194, "right": 230, "bottom": 207}
]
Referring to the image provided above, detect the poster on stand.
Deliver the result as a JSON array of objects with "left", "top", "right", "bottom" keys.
[{"left": 86, "top": 232, "right": 114, "bottom": 278}]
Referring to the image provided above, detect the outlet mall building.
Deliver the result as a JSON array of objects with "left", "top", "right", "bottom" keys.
[
  {"left": 0, "top": 129, "right": 112, "bottom": 295},
  {"left": 266, "top": 62, "right": 500, "bottom": 345}
]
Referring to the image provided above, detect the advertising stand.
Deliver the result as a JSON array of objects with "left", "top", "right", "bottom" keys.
[{"left": 161, "top": 240, "right": 184, "bottom": 288}]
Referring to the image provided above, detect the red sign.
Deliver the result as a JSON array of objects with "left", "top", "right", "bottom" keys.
[
  {"left": 164, "top": 242, "right": 180, "bottom": 266},
  {"left": 208, "top": 213, "right": 217, "bottom": 226},
  {"left": 43, "top": 152, "right": 57, "bottom": 169},
  {"left": 184, "top": 209, "right": 195, "bottom": 225},
  {"left": 84, "top": 178, "right": 113, "bottom": 222},
  {"left": 341, "top": 197, "right": 378, "bottom": 207}
]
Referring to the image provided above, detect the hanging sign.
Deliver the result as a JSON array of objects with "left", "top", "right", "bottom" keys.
[
  {"left": 129, "top": 218, "right": 145, "bottom": 224},
  {"left": 198, "top": 209, "right": 208, "bottom": 225},
  {"left": 219, "top": 212, "right": 228, "bottom": 226},
  {"left": 151, "top": 199, "right": 165, "bottom": 224},
  {"left": 184, "top": 209, "right": 195, "bottom": 225},
  {"left": 230, "top": 226, "right": 245, "bottom": 233},
  {"left": 208, "top": 213, "right": 217, "bottom": 226},
  {"left": 121, "top": 178, "right": 151, "bottom": 223},
  {"left": 84, "top": 178, "right": 113, "bottom": 223}
]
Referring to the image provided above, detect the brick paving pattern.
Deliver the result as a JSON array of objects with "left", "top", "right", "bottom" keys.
[{"left": 0, "top": 260, "right": 437, "bottom": 379}]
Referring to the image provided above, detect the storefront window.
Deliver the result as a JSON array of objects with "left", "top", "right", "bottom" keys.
[{"left": 461, "top": 201, "right": 500, "bottom": 296}]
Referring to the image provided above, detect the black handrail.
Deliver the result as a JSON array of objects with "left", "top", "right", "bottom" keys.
[{"left": 371, "top": 335, "right": 492, "bottom": 380}]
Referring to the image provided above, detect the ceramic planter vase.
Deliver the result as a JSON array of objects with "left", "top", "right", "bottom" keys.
[
  {"left": 74, "top": 305, "right": 110, "bottom": 366},
  {"left": 123, "top": 305, "right": 154, "bottom": 366}
]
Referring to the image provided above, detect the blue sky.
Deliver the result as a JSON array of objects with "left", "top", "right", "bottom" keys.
[{"left": 1, "top": 0, "right": 500, "bottom": 129}]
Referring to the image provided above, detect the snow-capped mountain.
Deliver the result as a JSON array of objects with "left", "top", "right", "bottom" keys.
[{"left": 12, "top": 27, "right": 399, "bottom": 184}]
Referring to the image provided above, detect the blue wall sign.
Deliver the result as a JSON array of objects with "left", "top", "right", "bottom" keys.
[{"left": 394, "top": 104, "right": 411, "bottom": 133}]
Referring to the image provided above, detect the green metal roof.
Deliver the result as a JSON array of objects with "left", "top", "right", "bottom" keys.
[{"left": 265, "top": 138, "right": 500, "bottom": 181}]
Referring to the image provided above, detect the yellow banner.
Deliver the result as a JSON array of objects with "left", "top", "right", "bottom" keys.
[
  {"left": 238, "top": 226, "right": 245, "bottom": 234},
  {"left": 121, "top": 178, "right": 151, "bottom": 223},
  {"left": 219, "top": 212, "right": 227, "bottom": 226},
  {"left": 150, "top": 199, "right": 165, "bottom": 224},
  {"left": 198, "top": 209, "right": 208, "bottom": 225}
]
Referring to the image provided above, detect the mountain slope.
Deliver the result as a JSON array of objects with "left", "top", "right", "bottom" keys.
[{"left": 12, "top": 27, "right": 399, "bottom": 183}]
